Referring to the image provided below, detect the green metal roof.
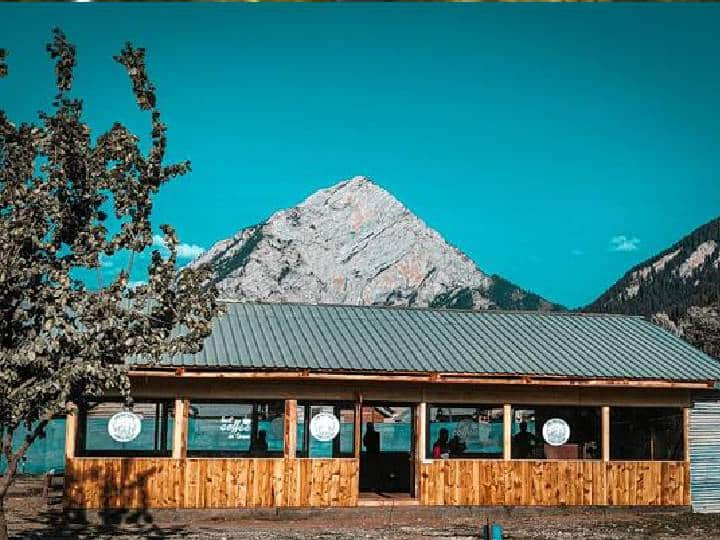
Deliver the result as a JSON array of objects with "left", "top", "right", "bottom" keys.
[{"left": 152, "top": 302, "right": 720, "bottom": 382}]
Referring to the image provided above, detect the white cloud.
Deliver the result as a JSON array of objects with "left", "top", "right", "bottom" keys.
[
  {"left": 176, "top": 243, "right": 205, "bottom": 259},
  {"left": 609, "top": 235, "right": 640, "bottom": 252},
  {"left": 152, "top": 234, "right": 205, "bottom": 259},
  {"left": 128, "top": 280, "right": 147, "bottom": 289}
]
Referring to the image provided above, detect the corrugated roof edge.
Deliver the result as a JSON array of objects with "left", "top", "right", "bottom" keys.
[
  {"left": 129, "top": 366, "right": 717, "bottom": 388},
  {"left": 215, "top": 298, "right": 647, "bottom": 318},
  {"left": 126, "top": 301, "right": 719, "bottom": 385},
  {"left": 215, "top": 300, "right": 719, "bottom": 368}
]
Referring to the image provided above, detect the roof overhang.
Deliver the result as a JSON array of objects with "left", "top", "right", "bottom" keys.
[{"left": 128, "top": 368, "right": 717, "bottom": 390}]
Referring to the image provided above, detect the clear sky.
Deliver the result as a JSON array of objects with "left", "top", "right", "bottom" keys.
[{"left": 2, "top": 4, "right": 719, "bottom": 308}]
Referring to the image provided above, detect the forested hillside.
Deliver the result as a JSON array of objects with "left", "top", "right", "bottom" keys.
[{"left": 586, "top": 216, "right": 720, "bottom": 358}]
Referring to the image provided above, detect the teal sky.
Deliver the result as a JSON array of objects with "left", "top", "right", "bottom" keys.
[{"left": 2, "top": 4, "right": 719, "bottom": 308}]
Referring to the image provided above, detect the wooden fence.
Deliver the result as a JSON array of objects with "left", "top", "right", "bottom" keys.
[
  {"left": 66, "top": 457, "right": 690, "bottom": 508},
  {"left": 419, "top": 460, "right": 690, "bottom": 506},
  {"left": 65, "top": 458, "right": 359, "bottom": 508}
]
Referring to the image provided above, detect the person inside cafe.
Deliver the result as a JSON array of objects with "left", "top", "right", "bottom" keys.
[
  {"left": 432, "top": 428, "right": 451, "bottom": 458},
  {"left": 512, "top": 421, "right": 537, "bottom": 458},
  {"left": 448, "top": 432, "right": 466, "bottom": 456},
  {"left": 363, "top": 422, "right": 383, "bottom": 493},
  {"left": 249, "top": 429, "right": 268, "bottom": 457}
]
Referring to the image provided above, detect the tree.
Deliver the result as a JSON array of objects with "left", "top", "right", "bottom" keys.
[
  {"left": 682, "top": 305, "right": 720, "bottom": 359},
  {"left": 0, "top": 30, "right": 221, "bottom": 539}
]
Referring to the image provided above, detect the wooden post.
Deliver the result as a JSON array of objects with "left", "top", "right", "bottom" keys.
[
  {"left": 284, "top": 399, "right": 297, "bottom": 459},
  {"left": 354, "top": 394, "right": 363, "bottom": 459},
  {"left": 683, "top": 407, "right": 690, "bottom": 462},
  {"left": 172, "top": 398, "right": 189, "bottom": 459},
  {"left": 65, "top": 405, "right": 77, "bottom": 460},
  {"left": 601, "top": 405, "right": 610, "bottom": 462},
  {"left": 503, "top": 403, "right": 511, "bottom": 461},
  {"left": 418, "top": 402, "right": 427, "bottom": 462}
]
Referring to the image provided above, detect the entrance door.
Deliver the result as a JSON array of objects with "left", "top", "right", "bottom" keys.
[{"left": 359, "top": 403, "right": 415, "bottom": 496}]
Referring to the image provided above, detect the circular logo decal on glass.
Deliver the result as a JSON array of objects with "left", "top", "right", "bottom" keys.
[
  {"left": 542, "top": 418, "right": 570, "bottom": 446},
  {"left": 108, "top": 411, "right": 142, "bottom": 443},
  {"left": 309, "top": 412, "right": 340, "bottom": 442},
  {"left": 271, "top": 416, "right": 285, "bottom": 439},
  {"left": 455, "top": 419, "right": 478, "bottom": 443}
]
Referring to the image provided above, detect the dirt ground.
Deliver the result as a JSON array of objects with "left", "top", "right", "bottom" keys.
[{"left": 5, "top": 476, "right": 720, "bottom": 539}]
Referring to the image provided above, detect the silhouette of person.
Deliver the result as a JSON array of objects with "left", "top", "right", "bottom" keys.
[
  {"left": 512, "top": 421, "right": 536, "bottom": 458},
  {"left": 363, "top": 423, "right": 383, "bottom": 492},
  {"left": 250, "top": 429, "right": 268, "bottom": 456},
  {"left": 432, "top": 428, "right": 450, "bottom": 458},
  {"left": 449, "top": 433, "right": 466, "bottom": 456}
]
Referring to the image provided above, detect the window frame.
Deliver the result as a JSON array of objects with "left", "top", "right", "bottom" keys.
[
  {"left": 609, "top": 406, "right": 685, "bottom": 462},
  {"left": 76, "top": 398, "right": 174, "bottom": 458},
  {"left": 186, "top": 399, "right": 286, "bottom": 458},
  {"left": 509, "top": 405, "right": 602, "bottom": 461},
  {"left": 425, "top": 403, "right": 505, "bottom": 460},
  {"left": 296, "top": 400, "right": 356, "bottom": 459}
]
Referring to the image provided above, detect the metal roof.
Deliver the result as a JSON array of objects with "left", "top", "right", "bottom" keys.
[{"left": 147, "top": 302, "right": 720, "bottom": 382}]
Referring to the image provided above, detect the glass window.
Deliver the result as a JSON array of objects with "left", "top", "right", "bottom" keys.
[
  {"left": 297, "top": 402, "right": 355, "bottom": 458},
  {"left": 511, "top": 406, "right": 600, "bottom": 460},
  {"left": 426, "top": 405, "right": 503, "bottom": 459},
  {"left": 78, "top": 400, "right": 173, "bottom": 456},
  {"left": 187, "top": 401, "right": 285, "bottom": 457},
  {"left": 610, "top": 407, "right": 684, "bottom": 461},
  {"left": 361, "top": 405, "right": 413, "bottom": 453}
]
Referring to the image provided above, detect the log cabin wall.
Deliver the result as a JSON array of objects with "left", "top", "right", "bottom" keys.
[
  {"left": 65, "top": 456, "right": 690, "bottom": 508},
  {"left": 419, "top": 460, "right": 691, "bottom": 506},
  {"left": 63, "top": 376, "right": 696, "bottom": 509},
  {"left": 65, "top": 458, "right": 359, "bottom": 509}
]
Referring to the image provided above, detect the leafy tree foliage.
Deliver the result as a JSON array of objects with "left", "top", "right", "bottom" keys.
[
  {"left": 683, "top": 306, "right": 720, "bottom": 359},
  {"left": 0, "top": 30, "right": 221, "bottom": 538}
]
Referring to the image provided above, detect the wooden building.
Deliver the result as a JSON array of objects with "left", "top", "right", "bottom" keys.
[{"left": 64, "top": 302, "right": 720, "bottom": 509}]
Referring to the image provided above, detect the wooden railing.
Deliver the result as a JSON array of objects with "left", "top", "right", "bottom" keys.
[
  {"left": 65, "top": 457, "right": 359, "bottom": 509},
  {"left": 419, "top": 460, "right": 690, "bottom": 506},
  {"left": 66, "top": 456, "right": 690, "bottom": 509}
]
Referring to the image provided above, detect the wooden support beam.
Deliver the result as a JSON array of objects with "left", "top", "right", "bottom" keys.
[
  {"left": 683, "top": 407, "right": 690, "bottom": 462},
  {"left": 503, "top": 403, "right": 511, "bottom": 461},
  {"left": 418, "top": 402, "right": 427, "bottom": 463},
  {"left": 601, "top": 405, "right": 610, "bottom": 462},
  {"left": 128, "top": 369, "right": 714, "bottom": 390},
  {"left": 172, "top": 398, "right": 189, "bottom": 459},
  {"left": 284, "top": 399, "right": 297, "bottom": 459},
  {"left": 354, "top": 393, "right": 363, "bottom": 459},
  {"left": 413, "top": 403, "right": 424, "bottom": 496},
  {"left": 65, "top": 405, "right": 77, "bottom": 460}
]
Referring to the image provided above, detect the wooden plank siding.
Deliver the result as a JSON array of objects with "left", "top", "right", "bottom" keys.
[
  {"left": 419, "top": 460, "right": 690, "bottom": 506},
  {"left": 65, "top": 458, "right": 359, "bottom": 509},
  {"left": 66, "top": 457, "right": 690, "bottom": 509}
]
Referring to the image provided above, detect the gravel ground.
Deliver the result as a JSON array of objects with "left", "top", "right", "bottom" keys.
[{"left": 5, "top": 477, "right": 720, "bottom": 539}]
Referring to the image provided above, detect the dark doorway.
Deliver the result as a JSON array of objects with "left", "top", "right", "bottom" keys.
[{"left": 359, "top": 403, "right": 415, "bottom": 496}]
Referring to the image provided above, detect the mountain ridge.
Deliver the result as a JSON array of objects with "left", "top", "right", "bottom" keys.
[
  {"left": 586, "top": 215, "right": 720, "bottom": 357},
  {"left": 192, "top": 176, "right": 564, "bottom": 312}
]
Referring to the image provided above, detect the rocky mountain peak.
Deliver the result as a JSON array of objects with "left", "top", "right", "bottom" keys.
[{"left": 193, "top": 176, "right": 563, "bottom": 311}]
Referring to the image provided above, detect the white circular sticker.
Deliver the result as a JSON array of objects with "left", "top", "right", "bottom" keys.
[
  {"left": 542, "top": 418, "right": 570, "bottom": 446},
  {"left": 271, "top": 416, "right": 285, "bottom": 438},
  {"left": 309, "top": 412, "right": 340, "bottom": 442},
  {"left": 455, "top": 419, "right": 478, "bottom": 443},
  {"left": 108, "top": 411, "right": 142, "bottom": 443}
]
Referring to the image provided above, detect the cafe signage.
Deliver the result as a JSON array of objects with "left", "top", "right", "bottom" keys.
[
  {"left": 108, "top": 411, "right": 142, "bottom": 443},
  {"left": 542, "top": 418, "right": 570, "bottom": 446},
  {"left": 310, "top": 412, "right": 340, "bottom": 442}
]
